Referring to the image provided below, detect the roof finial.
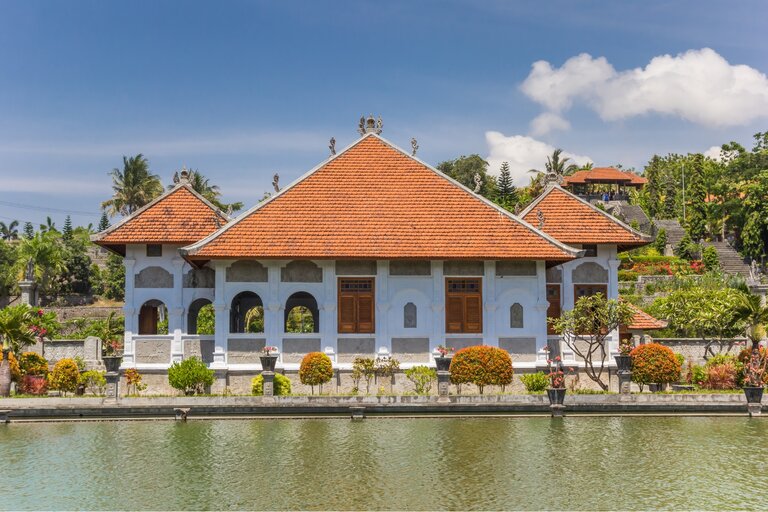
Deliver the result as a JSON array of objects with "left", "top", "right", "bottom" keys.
[
  {"left": 537, "top": 208, "right": 545, "bottom": 229},
  {"left": 272, "top": 173, "right": 280, "bottom": 193},
  {"left": 178, "top": 166, "right": 190, "bottom": 184},
  {"left": 473, "top": 173, "right": 482, "bottom": 193},
  {"left": 329, "top": 137, "right": 336, "bottom": 156},
  {"left": 411, "top": 137, "right": 419, "bottom": 156},
  {"left": 358, "top": 114, "right": 382, "bottom": 135}
]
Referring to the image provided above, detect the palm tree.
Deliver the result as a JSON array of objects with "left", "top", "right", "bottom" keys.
[
  {"left": 0, "top": 305, "right": 37, "bottom": 396},
  {"left": 171, "top": 169, "right": 244, "bottom": 213},
  {"left": 14, "top": 231, "right": 65, "bottom": 297},
  {"left": 101, "top": 154, "right": 163, "bottom": 217},
  {"left": 735, "top": 293, "right": 768, "bottom": 349},
  {"left": 38, "top": 216, "right": 56, "bottom": 234},
  {"left": 529, "top": 148, "right": 580, "bottom": 184},
  {"left": 0, "top": 220, "right": 19, "bottom": 240}
]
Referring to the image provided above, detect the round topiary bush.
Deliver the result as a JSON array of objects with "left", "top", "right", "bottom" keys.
[
  {"left": 251, "top": 373, "right": 292, "bottom": 396},
  {"left": 19, "top": 352, "right": 48, "bottom": 376},
  {"left": 630, "top": 343, "right": 681, "bottom": 386},
  {"left": 299, "top": 351, "right": 334, "bottom": 394},
  {"left": 449, "top": 345, "right": 514, "bottom": 394},
  {"left": 168, "top": 356, "right": 215, "bottom": 395},
  {"left": 49, "top": 358, "right": 80, "bottom": 395},
  {"left": 0, "top": 351, "right": 21, "bottom": 383}
]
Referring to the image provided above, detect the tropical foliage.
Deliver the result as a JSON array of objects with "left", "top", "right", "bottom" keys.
[
  {"left": 168, "top": 357, "right": 215, "bottom": 395},
  {"left": 449, "top": 345, "right": 513, "bottom": 394},
  {"left": 630, "top": 343, "right": 682, "bottom": 386},
  {"left": 101, "top": 154, "right": 163, "bottom": 217}
]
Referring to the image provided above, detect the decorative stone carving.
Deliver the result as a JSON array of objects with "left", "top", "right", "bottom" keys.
[
  {"left": 183, "top": 267, "right": 215, "bottom": 288},
  {"left": 134, "top": 266, "right": 173, "bottom": 288},
  {"left": 281, "top": 260, "right": 322, "bottom": 283},
  {"left": 444, "top": 260, "right": 483, "bottom": 276},
  {"left": 329, "top": 137, "right": 336, "bottom": 156},
  {"left": 411, "top": 138, "right": 419, "bottom": 156},
  {"left": 546, "top": 266, "right": 562, "bottom": 283},
  {"left": 389, "top": 260, "right": 431, "bottom": 276},
  {"left": 496, "top": 261, "right": 536, "bottom": 276},
  {"left": 226, "top": 260, "right": 268, "bottom": 282},
  {"left": 572, "top": 262, "right": 609, "bottom": 283},
  {"left": 473, "top": 173, "right": 482, "bottom": 193}
]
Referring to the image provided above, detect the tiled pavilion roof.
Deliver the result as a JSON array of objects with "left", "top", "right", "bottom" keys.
[{"left": 562, "top": 167, "right": 648, "bottom": 186}]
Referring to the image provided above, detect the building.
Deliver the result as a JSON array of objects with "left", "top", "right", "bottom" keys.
[{"left": 92, "top": 123, "right": 656, "bottom": 392}]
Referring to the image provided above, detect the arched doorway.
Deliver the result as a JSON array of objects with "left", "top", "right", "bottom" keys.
[
  {"left": 138, "top": 300, "right": 168, "bottom": 335},
  {"left": 284, "top": 292, "right": 319, "bottom": 333},
  {"left": 230, "top": 292, "right": 264, "bottom": 333},
  {"left": 188, "top": 298, "right": 214, "bottom": 335}
]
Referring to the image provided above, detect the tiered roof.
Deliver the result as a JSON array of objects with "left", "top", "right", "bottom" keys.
[
  {"left": 92, "top": 184, "right": 229, "bottom": 255},
  {"left": 520, "top": 185, "right": 651, "bottom": 251},
  {"left": 626, "top": 303, "right": 667, "bottom": 331},
  {"left": 181, "top": 134, "right": 579, "bottom": 262},
  {"left": 562, "top": 167, "right": 647, "bottom": 187}
]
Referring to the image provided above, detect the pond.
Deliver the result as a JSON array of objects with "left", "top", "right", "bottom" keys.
[{"left": 2, "top": 416, "right": 766, "bottom": 510}]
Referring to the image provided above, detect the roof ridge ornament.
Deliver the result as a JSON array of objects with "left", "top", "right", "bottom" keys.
[
  {"left": 473, "top": 173, "right": 482, "bottom": 193},
  {"left": 358, "top": 114, "right": 382, "bottom": 135},
  {"left": 411, "top": 137, "right": 419, "bottom": 156},
  {"left": 537, "top": 208, "right": 545, "bottom": 229},
  {"left": 272, "top": 173, "right": 280, "bottom": 193},
  {"left": 329, "top": 137, "right": 336, "bottom": 156}
]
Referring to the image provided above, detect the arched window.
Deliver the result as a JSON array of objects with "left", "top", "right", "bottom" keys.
[
  {"left": 404, "top": 302, "right": 417, "bottom": 328},
  {"left": 284, "top": 292, "right": 319, "bottom": 333},
  {"left": 230, "top": 292, "right": 264, "bottom": 333},
  {"left": 138, "top": 300, "right": 168, "bottom": 335},
  {"left": 510, "top": 303, "right": 524, "bottom": 328},
  {"left": 188, "top": 298, "right": 214, "bottom": 335}
]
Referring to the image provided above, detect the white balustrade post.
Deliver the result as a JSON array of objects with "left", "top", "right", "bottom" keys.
[
  {"left": 321, "top": 261, "right": 337, "bottom": 361},
  {"left": 123, "top": 258, "right": 136, "bottom": 366},
  {"left": 211, "top": 261, "right": 231, "bottom": 368},
  {"left": 376, "top": 260, "right": 390, "bottom": 354},
  {"left": 607, "top": 258, "right": 621, "bottom": 355},
  {"left": 170, "top": 258, "right": 185, "bottom": 363},
  {"left": 430, "top": 261, "right": 445, "bottom": 356},
  {"left": 483, "top": 261, "right": 497, "bottom": 346}
]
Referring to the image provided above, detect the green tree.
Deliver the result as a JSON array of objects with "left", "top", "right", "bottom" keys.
[
  {"left": 171, "top": 169, "right": 243, "bottom": 213},
  {"left": 101, "top": 253, "right": 125, "bottom": 301},
  {"left": 23, "top": 222, "right": 34, "bottom": 240},
  {"left": 0, "top": 304, "right": 38, "bottom": 396},
  {"left": 529, "top": 148, "right": 580, "bottom": 184},
  {"left": 654, "top": 228, "right": 668, "bottom": 254},
  {"left": 702, "top": 245, "right": 720, "bottom": 272},
  {"left": 39, "top": 216, "right": 57, "bottom": 234},
  {"left": 15, "top": 231, "right": 66, "bottom": 298},
  {"left": 97, "top": 212, "right": 110, "bottom": 232},
  {"left": 0, "top": 241, "right": 16, "bottom": 297},
  {"left": 101, "top": 154, "right": 163, "bottom": 217},
  {"left": 436, "top": 154, "right": 497, "bottom": 198},
  {"left": 0, "top": 220, "right": 19, "bottom": 241},
  {"left": 495, "top": 161, "right": 518, "bottom": 209},
  {"left": 686, "top": 154, "right": 707, "bottom": 240},
  {"left": 734, "top": 292, "right": 768, "bottom": 349},
  {"left": 62, "top": 215, "right": 73, "bottom": 241},
  {"left": 550, "top": 293, "right": 633, "bottom": 390}
]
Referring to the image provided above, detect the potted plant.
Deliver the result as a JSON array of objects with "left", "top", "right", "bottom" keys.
[
  {"left": 434, "top": 345, "right": 454, "bottom": 372},
  {"left": 546, "top": 355, "right": 567, "bottom": 405},
  {"left": 614, "top": 338, "right": 632, "bottom": 372},
  {"left": 742, "top": 349, "right": 767, "bottom": 404},
  {"left": 260, "top": 346, "right": 279, "bottom": 372},
  {"left": 19, "top": 352, "right": 49, "bottom": 395}
]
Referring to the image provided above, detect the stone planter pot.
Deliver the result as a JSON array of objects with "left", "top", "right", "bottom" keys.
[
  {"left": 102, "top": 355, "right": 123, "bottom": 373},
  {"left": 435, "top": 356, "right": 452, "bottom": 372},
  {"left": 260, "top": 355, "right": 278, "bottom": 372},
  {"left": 671, "top": 384, "right": 695, "bottom": 392},
  {"left": 614, "top": 355, "right": 632, "bottom": 372},
  {"left": 648, "top": 383, "right": 667, "bottom": 393},
  {"left": 743, "top": 386, "right": 764, "bottom": 404},
  {"left": 546, "top": 388, "right": 566, "bottom": 405},
  {"left": 22, "top": 374, "right": 48, "bottom": 395}
]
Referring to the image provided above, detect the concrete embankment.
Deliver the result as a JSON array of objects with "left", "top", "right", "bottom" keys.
[{"left": 0, "top": 393, "right": 763, "bottom": 421}]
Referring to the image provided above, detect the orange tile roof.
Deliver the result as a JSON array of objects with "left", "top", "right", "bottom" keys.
[
  {"left": 520, "top": 185, "right": 651, "bottom": 250},
  {"left": 563, "top": 167, "right": 647, "bottom": 186},
  {"left": 626, "top": 303, "right": 667, "bottom": 330},
  {"left": 92, "top": 185, "right": 229, "bottom": 249},
  {"left": 182, "top": 134, "right": 579, "bottom": 261}
]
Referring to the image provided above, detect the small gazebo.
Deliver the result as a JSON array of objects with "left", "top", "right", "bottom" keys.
[{"left": 562, "top": 167, "right": 647, "bottom": 200}]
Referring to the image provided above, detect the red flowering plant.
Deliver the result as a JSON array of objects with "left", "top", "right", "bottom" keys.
[
  {"left": 435, "top": 345, "right": 454, "bottom": 357},
  {"left": 618, "top": 338, "right": 633, "bottom": 356},
  {"left": 262, "top": 346, "right": 278, "bottom": 356},
  {"left": 545, "top": 353, "right": 566, "bottom": 389},
  {"left": 742, "top": 349, "right": 768, "bottom": 388}
]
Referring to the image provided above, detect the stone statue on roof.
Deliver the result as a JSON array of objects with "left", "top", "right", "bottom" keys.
[
  {"left": 411, "top": 138, "right": 419, "bottom": 156},
  {"left": 473, "top": 173, "right": 482, "bottom": 193},
  {"left": 329, "top": 137, "right": 336, "bottom": 156},
  {"left": 272, "top": 173, "right": 280, "bottom": 193}
]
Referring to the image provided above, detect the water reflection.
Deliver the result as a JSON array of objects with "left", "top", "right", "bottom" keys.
[{"left": 2, "top": 417, "right": 767, "bottom": 510}]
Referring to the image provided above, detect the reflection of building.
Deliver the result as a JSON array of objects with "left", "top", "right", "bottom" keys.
[{"left": 92, "top": 127, "right": 661, "bottom": 392}]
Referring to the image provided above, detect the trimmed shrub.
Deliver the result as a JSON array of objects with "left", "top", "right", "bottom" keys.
[
  {"left": 251, "top": 373, "right": 292, "bottom": 396},
  {"left": 168, "top": 356, "right": 215, "bottom": 395},
  {"left": 19, "top": 352, "right": 48, "bottom": 376},
  {"left": 405, "top": 365, "right": 436, "bottom": 395},
  {"left": 702, "top": 246, "right": 720, "bottom": 271},
  {"left": 299, "top": 352, "right": 334, "bottom": 394},
  {"left": 79, "top": 370, "right": 107, "bottom": 395},
  {"left": 0, "top": 351, "right": 21, "bottom": 383},
  {"left": 630, "top": 343, "right": 681, "bottom": 386},
  {"left": 618, "top": 270, "right": 639, "bottom": 282},
  {"left": 654, "top": 228, "right": 668, "bottom": 254},
  {"left": 49, "top": 358, "right": 80, "bottom": 395},
  {"left": 449, "top": 345, "right": 514, "bottom": 394},
  {"left": 520, "top": 372, "right": 549, "bottom": 392}
]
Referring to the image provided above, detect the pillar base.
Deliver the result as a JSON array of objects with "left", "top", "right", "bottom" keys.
[
  {"left": 550, "top": 404, "right": 566, "bottom": 417},
  {"left": 618, "top": 371, "right": 632, "bottom": 395},
  {"left": 437, "top": 370, "right": 450, "bottom": 403},
  {"left": 174, "top": 408, "right": 191, "bottom": 421},
  {"left": 262, "top": 371, "right": 275, "bottom": 397},
  {"left": 104, "top": 372, "right": 120, "bottom": 404},
  {"left": 748, "top": 403, "right": 762, "bottom": 417}
]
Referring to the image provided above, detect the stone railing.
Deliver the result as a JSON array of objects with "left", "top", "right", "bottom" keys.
[{"left": 23, "top": 336, "right": 104, "bottom": 370}]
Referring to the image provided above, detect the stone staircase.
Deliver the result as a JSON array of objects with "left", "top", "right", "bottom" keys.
[
  {"left": 654, "top": 219, "right": 686, "bottom": 248},
  {"left": 706, "top": 240, "right": 751, "bottom": 279}
]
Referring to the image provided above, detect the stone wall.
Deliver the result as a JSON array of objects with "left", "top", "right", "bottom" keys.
[
  {"left": 653, "top": 338, "right": 745, "bottom": 365},
  {"left": 38, "top": 337, "right": 102, "bottom": 369},
  {"left": 48, "top": 306, "right": 123, "bottom": 322}
]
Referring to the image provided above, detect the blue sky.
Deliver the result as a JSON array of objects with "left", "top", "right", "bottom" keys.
[{"left": 1, "top": 0, "right": 767, "bottom": 229}]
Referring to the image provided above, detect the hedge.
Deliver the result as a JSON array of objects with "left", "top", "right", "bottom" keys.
[{"left": 252, "top": 373, "right": 292, "bottom": 396}]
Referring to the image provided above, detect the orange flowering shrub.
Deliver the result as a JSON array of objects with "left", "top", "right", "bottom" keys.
[
  {"left": 299, "top": 352, "right": 334, "bottom": 394},
  {"left": 19, "top": 352, "right": 48, "bottom": 376},
  {"left": 0, "top": 351, "right": 21, "bottom": 382},
  {"left": 449, "top": 345, "right": 513, "bottom": 394},
  {"left": 49, "top": 358, "right": 81, "bottom": 394},
  {"left": 630, "top": 343, "right": 681, "bottom": 385}
]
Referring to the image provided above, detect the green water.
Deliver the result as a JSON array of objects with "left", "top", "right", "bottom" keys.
[{"left": 1, "top": 416, "right": 766, "bottom": 510}]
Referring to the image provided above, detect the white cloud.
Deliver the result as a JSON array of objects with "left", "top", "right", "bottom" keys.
[
  {"left": 704, "top": 145, "right": 723, "bottom": 161},
  {"left": 484, "top": 131, "right": 592, "bottom": 186},
  {"left": 520, "top": 48, "right": 768, "bottom": 133},
  {"left": 529, "top": 112, "right": 571, "bottom": 137}
]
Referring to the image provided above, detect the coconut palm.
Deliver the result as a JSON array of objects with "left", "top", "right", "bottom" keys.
[
  {"left": 14, "top": 231, "right": 66, "bottom": 297},
  {"left": 101, "top": 154, "right": 163, "bottom": 217},
  {"left": 0, "top": 220, "right": 19, "bottom": 241},
  {"left": 0, "top": 305, "right": 37, "bottom": 396},
  {"left": 171, "top": 169, "right": 243, "bottom": 213},
  {"left": 529, "top": 148, "right": 580, "bottom": 184},
  {"left": 38, "top": 216, "right": 57, "bottom": 234}
]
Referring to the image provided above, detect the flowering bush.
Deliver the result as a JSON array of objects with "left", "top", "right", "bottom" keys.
[
  {"left": 49, "top": 358, "right": 81, "bottom": 394},
  {"left": 168, "top": 357, "right": 215, "bottom": 395},
  {"left": 262, "top": 346, "right": 278, "bottom": 355},
  {"left": 298, "top": 352, "right": 334, "bottom": 394},
  {"left": 449, "top": 345, "right": 513, "bottom": 394},
  {"left": 703, "top": 363, "right": 738, "bottom": 390},
  {"left": 0, "top": 351, "right": 21, "bottom": 383},
  {"left": 546, "top": 356, "right": 570, "bottom": 389},
  {"left": 618, "top": 257, "right": 705, "bottom": 277},
  {"left": 435, "top": 345, "right": 454, "bottom": 357},
  {"left": 251, "top": 373, "right": 292, "bottom": 396},
  {"left": 19, "top": 352, "right": 48, "bottom": 376},
  {"left": 630, "top": 343, "right": 681, "bottom": 385},
  {"left": 739, "top": 348, "right": 768, "bottom": 387},
  {"left": 124, "top": 368, "right": 147, "bottom": 395}
]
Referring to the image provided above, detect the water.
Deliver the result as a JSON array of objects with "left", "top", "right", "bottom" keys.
[{"left": 2, "top": 416, "right": 767, "bottom": 510}]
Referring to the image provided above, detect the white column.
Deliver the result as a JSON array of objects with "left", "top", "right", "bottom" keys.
[
  {"left": 430, "top": 261, "right": 444, "bottom": 354},
  {"left": 211, "top": 260, "right": 231, "bottom": 368},
  {"left": 376, "top": 260, "right": 390, "bottom": 355},
  {"left": 607, "top": 258, "right": 621, "bottom": 354},
  {"left": 535, "top": 260, "right": 551, "bottom": 362},
  {"left": 266, "top": 262, "right": 282, "bottom": 355},
  {"left": 123, "top": 258, "right": 136, "bottom": 366},
  {"left": 320, "top": 261, "right": 337, "bottom": 362},
  {"left": 483, "top": 260, "right": 497, "bottom": 346},
  {"left": 170, "top": 258, "right": 185, "bottom": 363},
  {"left": 562, "top": 261, "right": 574, "bottom": 310}
]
